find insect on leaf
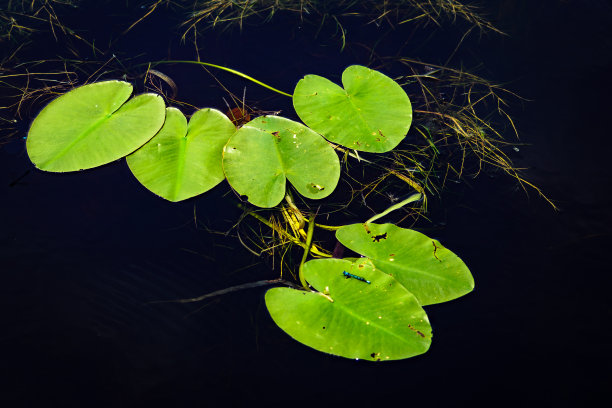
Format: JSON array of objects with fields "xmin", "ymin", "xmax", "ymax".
[
  {"xmin": 266, "ymin": 258, "xmax": 432, "ymax": 361},
  {"xmin": 336, "ymin": 223, "xmax": 474, "ymax": 305}
]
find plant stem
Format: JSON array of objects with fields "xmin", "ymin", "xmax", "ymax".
[
  {"xmin": 314, "ymin": 223, "xmax": 342, "ymax": 231},
  {"xmin": 298, "ymin": 214, "xmax": 316, "ymax": 290},
  {"xmin": 365, "ymin": 193, "xmax": 422, "ymax": 224},
  {"xmin": 149, "ymin": 60, "xmax": 293, "ymax": 97}
]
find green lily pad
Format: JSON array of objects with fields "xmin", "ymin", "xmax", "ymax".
[
  {"xmin": 126, "ymin": 107, "xmax": 236, "ymax": 202},
  {"xmin": 26, "ymin": 80, "xmax": 166, "ymax": 172},
  {"xmin": 293, "ymin": 65, "xmax": 412, "ymax": 153},
  {"xmin": 265, "ymin": 258, "xmax": 432, "ymax": 361},
  {"xmin": 222, "ymin": 116, "xmax": 340, "ymax": 208},
  {"xmin": 336, "ymin": 223, "xmax": 474, "ymax": 306}
]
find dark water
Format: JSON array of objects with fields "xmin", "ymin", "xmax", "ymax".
[{"xmin": 1, "ymin": 1, "xmax": 611, "ymax": 406}]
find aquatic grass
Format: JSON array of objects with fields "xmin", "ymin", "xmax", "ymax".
[
  {"xmin": 391, "ymin": 57, "xmax": 557, "ymax": 208},
  {"xmin": 0, "ymin": 1, "xmax": 102, "ymax": 57},
  {"xmin": 180, "ymin": 0, "xmax": 503, "ymax": 40},
  {"xmin": 0, "ymin": 68, "xmax": 79, "ymax": 143}
]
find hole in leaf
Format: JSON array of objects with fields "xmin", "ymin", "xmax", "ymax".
[
  {"xmin": 308, "ymin": 182, "xmax": 325, "ymax": 192},
  {"xmin": 372, "ymin": 232, "xmax": 387, "ymax": 242}
]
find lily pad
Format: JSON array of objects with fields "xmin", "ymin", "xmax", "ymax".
[
  {"xmin": 265, "ymin": 258, "xmax": 432, "ymax": 361},
  {"xmin": 293, "ymin": 65, "xmax": 412, "ymax": 153},
  {"xmin": 222, "ymin": 115, "xmax": 340, "ymax": 208},
  {"xmin": 336, "ymin": 223, "xmax": 474, "ymax": 305},
  {"xmin": 126, "ymin": 107, "xmax": 236, "ymax": 202},
  {"xmin": 27, "ymin": 80, "xmax": 166, "ymax": 172}
]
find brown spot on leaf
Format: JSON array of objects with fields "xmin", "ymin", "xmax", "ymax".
[
  {"xmin": 408, "ymin": 324, "xmax": 426, "ymax": 338},
  {"xmin": 432, "ymin": 241, "xmax": 441, "ymax": 261}
]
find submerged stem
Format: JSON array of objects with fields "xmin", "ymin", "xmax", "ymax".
[{"xmin": 145, "ymin": 278, "xmax": 298, "ymax": 305}]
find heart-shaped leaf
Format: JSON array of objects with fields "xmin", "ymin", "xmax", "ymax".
[
  {"xmin": 265, "ymin": 258, "xmax": 432, "ymax": 361},
  {"xmin": 336, "ymin": 223, "xmax": 474, "ymax": 305},
  {"xmin": 126, "ymin": 107, "xmax": 236, "ymax": 202},
  {"xmin": 26, "ymin": 80, "xmax": 166, "ymax": 172},
  {"xmin": 293, "ymin": 65, "xmax": 412, "ymax": 153},
  {"xmin": 222, "ymin": 116, "xmax": 340, "ymax": 208}
]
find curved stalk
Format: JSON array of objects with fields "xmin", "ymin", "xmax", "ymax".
[
  {"xmin": 149, "ymin": 60, "xmax": 293, "ymax": 98},
  {"xmin": 365, "ymin": 193, "xmax": 422, "ymax": 225}
]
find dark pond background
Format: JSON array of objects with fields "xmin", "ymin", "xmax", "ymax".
[{"xmin": 1, "ymin": 0, "xmax": 611, "ymax": 406}]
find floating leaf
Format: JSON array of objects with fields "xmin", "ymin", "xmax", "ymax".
[
  {"xmin": 126, "ymin": 107, "xmax": 236, "ymax": 202},
  {"xmin": 293, "ymin": 65, "xmax": 412, "ymax": 153},
  {"xmin": 265, "ymin": 258, "xmax": 432, "ymax": 361},
  {"xmin": 222, "ymin": 116, "xmax": 340, "ymax": 208},
  {"xmin": 26, "ymin": 80, "xmax": 166, "ymax": 172},
  {"xmin": 336, "ymin": 223, "xmax": 474, "ymax": 305}
]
